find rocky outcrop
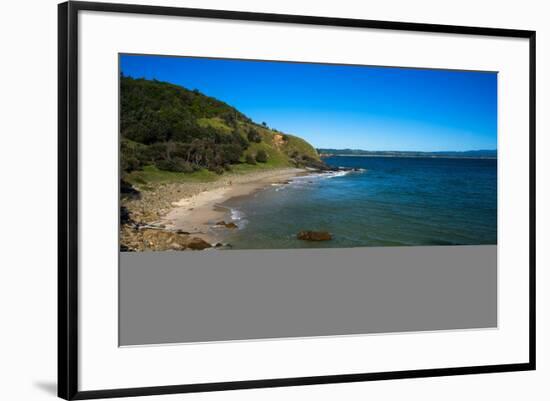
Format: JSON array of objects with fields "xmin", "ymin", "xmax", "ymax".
[
  {"xmin": 120, "ymin": 226, "xmax": 213, "ymax": 251},
  {"xmin": 297, "ymin": 231, "xmax": 332, "ymax": 241},
  {"xmin": 215, "ymin": 221, "xmax": 238, "ymax": 229},
  {"xmin": 187, "ymin": 237, "xmax": 212, "ymax": 250}
]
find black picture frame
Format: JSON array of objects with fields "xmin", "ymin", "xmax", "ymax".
[{"xmin": 58, "ymin": 1, "xmax": 536, "ymax": 399}]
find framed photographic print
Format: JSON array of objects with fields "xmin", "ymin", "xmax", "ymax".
[{"xmin": 58, "ymin": 1, "xmax": 536, "ymax": 399}]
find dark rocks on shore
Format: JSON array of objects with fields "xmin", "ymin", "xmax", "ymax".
[
  {"xmin": 329, "ymin": 166, "xmax": 362, "ymax": 172},
  {"xmin": 120, "ymin": 179, "xmax": 141, "ymax": 200},
  {"xmin": 120, "ymin": 244, "xmax": 133, "ymax": 252},
  {"xmin": 308, "ymin": 163, "xmax": 363, "ymax": 174},
  {"xmin": 297, "ymin": 231, "xmax": 332, "ymax": 241},
  {"xmin": 302, "ymin": 158, "xmax": 329, "ymax": 170},
  {"xmin": 214, "ymin": 242, "xmax": 233, "ymax": 249},
  {"xmin": 187, "ymin": 237, "xmax": 212, "ymax": 250},
  {"xmin": 120, "ymin": 226, "xmax": 215, "ymax": 251},
  {"xmin": 215, "ymin": 221, "xmax": 238, "ymax": 229},
  {"xmin": 120, "ymin": 206, "xmax": 132, "ymax": 225}
]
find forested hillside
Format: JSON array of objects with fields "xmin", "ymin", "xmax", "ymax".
[{"xmin": 120, "ymin": 76, "xmax": 323, "ymax": 184}]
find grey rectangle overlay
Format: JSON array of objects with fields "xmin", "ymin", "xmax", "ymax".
[{"xmin": 120, "ymin": 245, "xmax": 496, "ymax": 346}]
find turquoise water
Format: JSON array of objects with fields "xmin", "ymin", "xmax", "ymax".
[{"xmin": 221, "ymin": 156, "xmax": 497, "ymax": 249}]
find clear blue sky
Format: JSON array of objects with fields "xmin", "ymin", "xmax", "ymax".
[{"xmin": 120, "ymin": 54, "xmax": 497, "ymax": 152}]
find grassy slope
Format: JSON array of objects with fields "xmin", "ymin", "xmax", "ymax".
[
  {"xmin": 196, "ymin": 117, "xmax": 233, "ymax": 133},
  {"xmin": 126, "ymin": 165, "xmax": 219, "ymax": 187}
]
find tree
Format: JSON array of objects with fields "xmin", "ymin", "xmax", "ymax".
[
  {"xmin": 255, "ymin": 150, "xmax": 268, "ymax": 163},
  {"xmin": 231, "ymin": 130, "xmax": 249, "ymax": 149},
  {"xmin": 220, "ymin": 144, "xmax": 242, "ymax": 164},
  {"xmin": 245, "ymin": 154, "xmax": 256, "ymax": 165}
]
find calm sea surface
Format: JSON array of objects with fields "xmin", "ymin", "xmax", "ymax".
[{"xmin": 221, "ymin": 156, "xmax": 497, "ymax": 249}]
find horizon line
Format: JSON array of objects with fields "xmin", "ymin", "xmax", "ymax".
[{"xmin": 315, "ymin": 148, "xmax": 497, "ymax": 153}]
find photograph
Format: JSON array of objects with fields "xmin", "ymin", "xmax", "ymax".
[
  {"xmin": 54, "ymin": 2, "xmax": 537, "ymax": 398},
  {"xmin": 119, "ymin": 54, "xmax": 497, "ymax": 252}
]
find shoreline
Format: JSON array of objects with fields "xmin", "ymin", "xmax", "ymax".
[
  {"xmin": 120, "ymin": 168, "xmax": 308, "ymax": 251},
  {"xmin": 161, "ymin": 168, "xmax": 307, "ymax": 244}
]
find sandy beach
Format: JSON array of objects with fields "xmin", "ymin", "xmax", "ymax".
[
  {"xmin": 161, "ymin": 168, "xmax": 307, "ymax": 243},
  {"xmin": 120, "ymin": 168, "xmax": 307, "ymax": 250}
]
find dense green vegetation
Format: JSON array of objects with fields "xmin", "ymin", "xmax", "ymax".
[{"xmin": 120, "ymin": 76, "xmax": 323, "ymax": 185}]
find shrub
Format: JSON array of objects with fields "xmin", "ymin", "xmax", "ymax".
[
  {"xmin": 155, "ymin": 159, "xmax": 182, "ymax": 172},
  {"xmin": 120, "ymin": 139, "xmax": 148, "ymax": 172},
  {"xmin": 247, "ymin": 128, "xmax": 262, "ymax": 143},
  {"xmin": 222, "ymin": 113, "xmax": 237, "ymax": 127},
  {"xmin": 210, "ymin": 165, "xmax": 225, "ymax": 175},
  {"xmin": 255, "ymin": 150, "xmax": 268, "ymax": 163},
  {"xmin": 155, "ymin": 157, "xmax": 195, "ymax": 173},
  {"xmin": 231, "ymin": 130, "xmax": 249, "ymax": 149},
  {"xmin": 245, "ymin": 154, "xmax": 256, "ymax": 165},
  {"xmin": 174, "ymin": 158, "xmax": 195, "ymax": 173},
  {"xmin": 220, "ymin": 144, "xmax": 243, "ymax": 164},
  {"xmin": 121, "ymin": 155, "xmax": 140, "ymax": 172},
  {"xmin": 144, "ymin": 142, "xmax": 168, "ymax": 162}
]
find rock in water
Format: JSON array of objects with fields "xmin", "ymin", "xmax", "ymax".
[
  {"xmin": 297, "ymin": 231, "xmax": 332, "ymax": 241},
  {"xmin": 187, "ymin": 237, "xmax": 212, "ymax": 250},
  {"xmin": 215, "ymin": 221, "xmax": 238, "ymax": 229}
]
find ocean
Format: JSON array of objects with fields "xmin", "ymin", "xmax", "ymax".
[{"xmin": 220, "ymin": 156, "xmax": 497, "ymax": 249}]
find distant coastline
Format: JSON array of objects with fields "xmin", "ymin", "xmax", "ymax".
[
  {"xmin": 318, "ymin": 149, "xmax": 497, "ymax": 159},
  {"xmin": 320, "ymin": 154, "xmax": 497, "ymax": 160}
]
